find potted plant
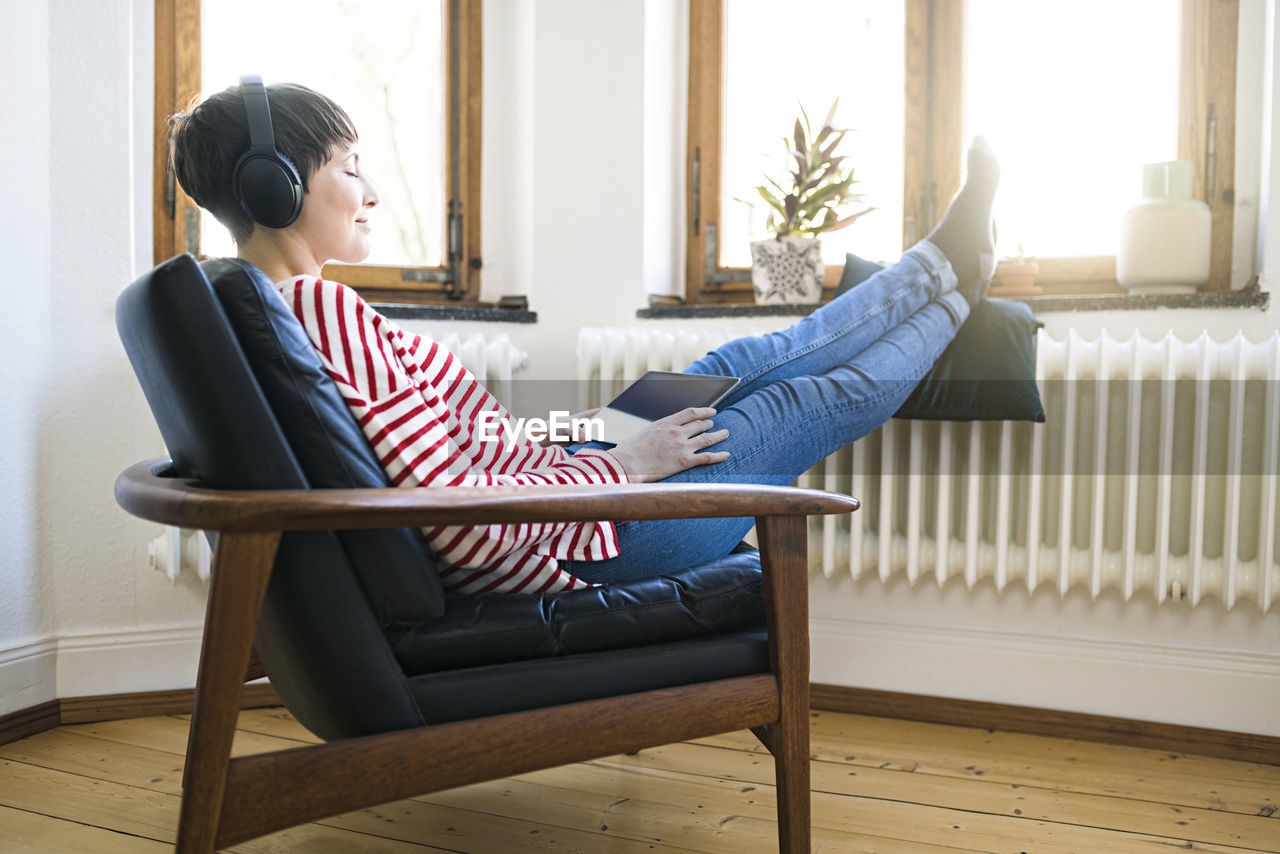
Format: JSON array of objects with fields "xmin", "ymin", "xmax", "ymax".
[
  {"xmin": 990, "ymin": 243, "xmax": 1041, "ymax": 296},
  {"xmin": 739, "ymin": 99, "xmax": 875, "ymax": 304}
]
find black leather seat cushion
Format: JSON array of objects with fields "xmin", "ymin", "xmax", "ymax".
[
  {"xmin": 410, "ymin": 630, "xmax": 771, "ymax": 723},
  {"xmin": 389, "ymin": 545, "xmax": 764, "ymax": 675}
]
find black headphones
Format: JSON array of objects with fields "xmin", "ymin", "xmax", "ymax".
[{"xmin": 233, "ymin": 75, "xmax": 304, "ymax": 229}]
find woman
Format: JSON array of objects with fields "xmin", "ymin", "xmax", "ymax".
[{"xmin": 170, "ymin": 81, "xmax": 998, "ymax": 595}]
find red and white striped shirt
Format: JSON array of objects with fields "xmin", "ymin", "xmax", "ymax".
[{"xmin": 277, "ymin": 276, "xmax": 627, "ymax": 594}]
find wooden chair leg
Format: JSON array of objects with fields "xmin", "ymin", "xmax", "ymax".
[
  {"xmin": 177, "ymin": 531, "xmax": 280, "ymax": 854},
  {"xmin": 772, "ymin": 693, "xmax": 811, "ymax": 854},
  {"xmin": 756, "ymin": 515, "xmax": 812, "ymax": 854}
]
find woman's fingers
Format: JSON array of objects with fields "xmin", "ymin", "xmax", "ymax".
[
  {"xmin": 663, "ymin": 406, "xmax": 716, "ymax": 425},
  {"xmin": 684, "ymin": 428, "xmax": 729, "ymax": 468},
  {"xmin": 681, "ymin": 418, "xmax": 717, "ymax": 437},
  {"xmin": 690, "ymin": 449, "xmax": 731, "ymax": 466},
  {"xmin": 698, "ymin": 427, "xmax": 730, "ymax": 447}
]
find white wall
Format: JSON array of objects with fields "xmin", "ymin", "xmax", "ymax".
[
  {"xmin": 0, "ymin": 0, "xmax": 1275, "ymax": 732},
  {"xmin": 0, "ymin": 0, "xmax": 57, "ymax": 714},
  {"xmin": 0, "ymin": 0, "xmax": 208, "ymax": 716}
]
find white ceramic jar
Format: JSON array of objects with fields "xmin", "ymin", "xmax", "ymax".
[{"xmin": 1116, "ymin": 160, "xmax": 1210, "ymax": 294}]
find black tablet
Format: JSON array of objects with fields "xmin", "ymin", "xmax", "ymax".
[{"xmin": 594, "ymin": 371, "xmax": 740, "ymax": 443}]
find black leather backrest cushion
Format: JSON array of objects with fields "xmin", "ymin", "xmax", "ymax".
[
  {"xmin": 201, "ymin": 258, "xmax": 445, "ymax": 624},
  {"xmin": 117, "ymin": 255, "xmax": 305, "ymax": 489},
  {"xmin": 116, "ymin": 254, "xmax": 425, "ymax": 738}
]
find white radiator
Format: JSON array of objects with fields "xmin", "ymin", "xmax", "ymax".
[
  {"xmin": 438, "ymin": 331, "xmax": 530, "ymax": 411},
  {"xmin": 578, "ymin": 326, "xmax": 1280, "ymax": 612},
  {"xmin": 151, "ymin": 332, "xmax": 529, "ymax": 581}
]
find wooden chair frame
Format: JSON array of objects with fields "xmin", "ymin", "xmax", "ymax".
[{"xmin": 115, "ymin": 458, "xmax": 858, "ymax": 853}]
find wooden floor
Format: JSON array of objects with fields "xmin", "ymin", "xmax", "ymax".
[{"xmin": 0, "ymin": 706, "xmax": 1276, "ymax": 853}]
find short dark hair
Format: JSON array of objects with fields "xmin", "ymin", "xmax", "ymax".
[{"xmin": 169, "ymin": 82, "xmax": 358, "ymax": 244}]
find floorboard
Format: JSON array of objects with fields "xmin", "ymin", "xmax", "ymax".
[{"xmin": 0, "ymin": 706, "xmax": 1275, "ymax": 853}]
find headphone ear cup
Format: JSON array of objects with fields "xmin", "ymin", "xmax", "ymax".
[{"xmin": 234, "ymin": 150, "xmax": 303, "ymax": 229}]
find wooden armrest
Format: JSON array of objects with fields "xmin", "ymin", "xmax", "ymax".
[{"xmin": 116, "ymin": 458, "xmax": 858, "ymax": 533}]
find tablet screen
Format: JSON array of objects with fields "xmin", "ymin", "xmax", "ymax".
[{"xmin": 606, "ymin": 371, "xmax": 740, "ymax": 420}]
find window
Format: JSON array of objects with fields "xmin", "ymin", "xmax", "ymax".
[
  {"xmin": 154, "ymin": 0, "xmax": 483, "ymax": 303},
  {"xmin": 686, "ymin": 0, "xmax": 1239, "ymax": 304}
]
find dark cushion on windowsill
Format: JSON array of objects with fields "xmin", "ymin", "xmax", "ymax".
[
  {"xmin": 835, "ymin": 252, "xmax": 1046, "ymax": 422},
  {"xmin": 388, "ymin": 545, "xmax": 765, "ymax": 676},
  {"xmin": 893, "ymin": 298, "xmax": 1045, "ymax": 421}
]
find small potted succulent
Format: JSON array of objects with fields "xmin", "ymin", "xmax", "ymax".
[
  {"xmin": 990, "ymin": 243, "xmax": 1041, "ymax": 296},
  {"xmin": 739, "ymin": 99, "xmax": 875, "ymax": 304}
]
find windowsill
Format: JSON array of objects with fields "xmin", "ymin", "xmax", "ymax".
[
  {"xmin": 636, "ymin": 302, "xmax": 826, "ymax": 319},
  {"xmin": 637, "ymin": 288, "xmax": 1270, "ymax": 319},
  {"xmin": 370, "ymin": 303, "xmax": 538, "ymax": 323}
]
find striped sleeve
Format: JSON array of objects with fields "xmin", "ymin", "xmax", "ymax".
[{"xmin": 279, "ymin": 276, "xmax": 627, "ymax": 587}]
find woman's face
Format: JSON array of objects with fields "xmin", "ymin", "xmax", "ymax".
[{"xmin": 293, "ymin": 143, "xmax": 379, "ymax": 264}]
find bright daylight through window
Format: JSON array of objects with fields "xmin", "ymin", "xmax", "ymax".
[
  {"xmin": 963, "ymin": 0, "xmax": 1180, "ymax": 260},
  {"xmin": 199, "ymin": 0, "xmax": 447, "ymax": 268},
  {"xmin": 718, "ymin": 0, "xmax": 1182, "ymax": 268},
  {"xmin": 721, "ymin": 0, "xmax": 905, "ymax": 267}
]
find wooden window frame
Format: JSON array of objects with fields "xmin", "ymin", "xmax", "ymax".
[
  {"xmin": 685, "ymin": 0, "xmax": 1238, "ymax": 304},
  {"xmin": 154, "ymin": 0, "xmax": 483, "ymax": 304}
]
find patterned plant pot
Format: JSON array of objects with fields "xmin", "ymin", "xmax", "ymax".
[{"xmin": 749, "ymin": 236, "xmax": 823, "ymax": 304}]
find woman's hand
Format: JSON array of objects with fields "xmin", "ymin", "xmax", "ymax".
[{"xmin": 606, "ymin": 407, "xmax": 730, "ymax": 483}]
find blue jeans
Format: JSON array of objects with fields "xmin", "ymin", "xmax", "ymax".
[{"xmin": 563, "ymin": 240, "xmax": 969, "ymax": 584}]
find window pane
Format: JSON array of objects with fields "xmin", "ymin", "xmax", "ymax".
[
  {"xmin": 721, "ymin": 0, "xmax": 905, "ymax": 267},
  {"xmin": 200, "ymin": 0, "xmax": 446, "ymax": 267},
  {"xmin": 964, "ymin": 0, "xmax": 1180, "ymax": 259}
]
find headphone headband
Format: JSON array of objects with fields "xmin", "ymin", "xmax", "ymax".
[{"xmin": 238, "ymin": 75, "xmax": 277, "ymax": 153}]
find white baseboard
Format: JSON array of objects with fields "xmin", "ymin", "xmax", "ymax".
[
  {"xmin": 810, "ymin": 617, "xmax": 1280, "ymax": 736},
  {"xmin": 8, "ymin": 619, "xmax": 1278, "ymax": 737},
  {"xmin": 0, "ymin": 625, "xmax": 203, "ymax": 717},
  {"xmin": 0, "ymin": 637, "xmax": 58, "ymax": 717},
  {"xmin": 55, "ymin": 625, "xmax": 203, "ymax": 699}
]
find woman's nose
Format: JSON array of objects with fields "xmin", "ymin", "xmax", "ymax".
[{"xmin": 363, "ymin": 178, "xmax": 380, "ymax": 208}]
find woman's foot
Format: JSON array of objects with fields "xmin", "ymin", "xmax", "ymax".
[{"xmin": 927, "ymin": 137, "xmax": 1000, "ymax": 306}]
